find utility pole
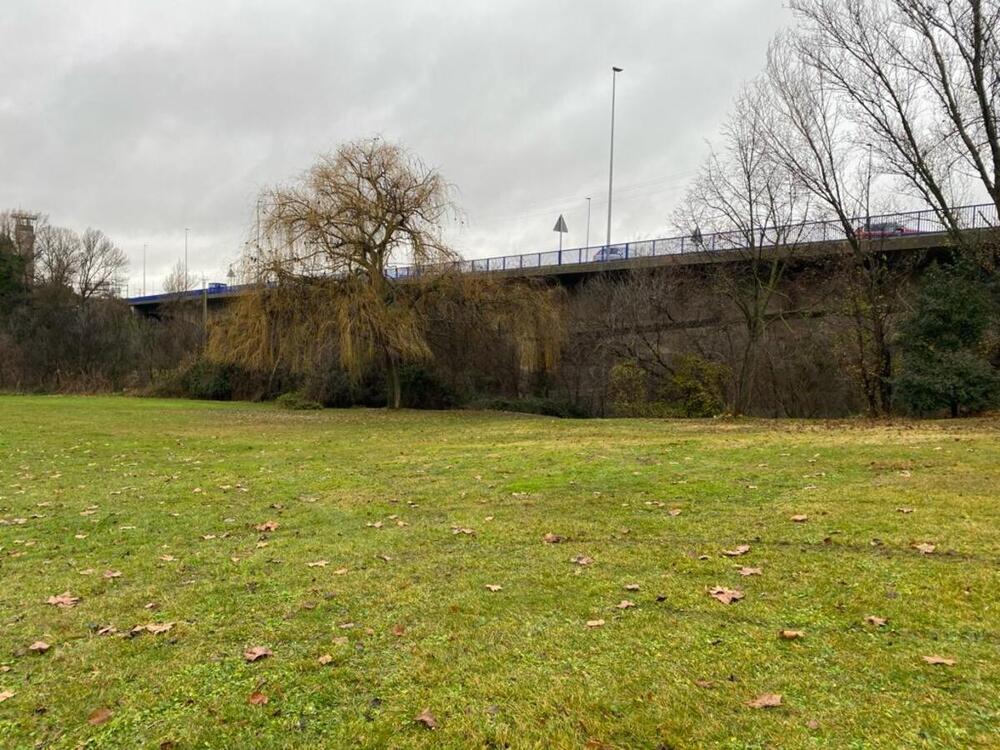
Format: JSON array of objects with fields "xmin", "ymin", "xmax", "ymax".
[
  {"xmin": 606, "ymin": 66, "xmax": 623, "ymax": 249},
  {"xmin": 585, "ymin": 197, "xmax": 592, "ymax": 248}
]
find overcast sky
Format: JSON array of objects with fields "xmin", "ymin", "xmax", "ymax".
[{"xmin": 2, "ymin": 0, "xmax": 793, "ymax": 294}]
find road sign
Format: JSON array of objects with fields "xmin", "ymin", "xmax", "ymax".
[{"xmin": 553, "ymin": 215, "xmax": 568, "ymax": 234}]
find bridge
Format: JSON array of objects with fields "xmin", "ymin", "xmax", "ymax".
[{"xmin": 127, "ymin": 202, "xmax": 996, "ymax": 314}]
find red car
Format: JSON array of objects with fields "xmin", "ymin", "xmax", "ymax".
[{"xmin": 855, "ymin": 221, "xmax": 919, "ymax": 239}]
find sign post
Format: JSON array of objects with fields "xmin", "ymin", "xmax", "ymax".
[{"xmin": 553, "ymin": 214, "xmax": 569, "ymax": 262}]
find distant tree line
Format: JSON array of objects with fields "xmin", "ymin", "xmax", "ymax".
[{"xmin": 2, "ymin": 0, "xmax": 998, "ymax": 417}]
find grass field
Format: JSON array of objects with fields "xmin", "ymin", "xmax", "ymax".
[{"xmin": 0, "ymin": 396, "xmax": 997, "ymax": 749}]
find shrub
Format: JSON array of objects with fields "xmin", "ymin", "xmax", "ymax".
[
  {"xmin": 665, "ymin": 354, "xmax": 727, "ymax": 417},
  {"xmin": 178, "ymin": 359, "xmax": 235, "ymax": 401},
  {"xmin": 469, "ymin": 396, "xmax": 587, "ymax": 418},
  {"xmin": 275, "ymin": 391, "xmax": 323, "ymax": 410},
  {"xmin": 399, "ymin": 364, "xmax": 458, "ymax": 410}
]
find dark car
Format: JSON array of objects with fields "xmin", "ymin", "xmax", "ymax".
[{"xmin": 856, "ymin": 221, "xmax": 918, "ymax": 239}]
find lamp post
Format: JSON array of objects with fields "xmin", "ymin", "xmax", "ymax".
[
  {"xmin": 606, "ymin": 66, "xmax": 623, "ymax": 250},
  {"xmin": 184, "ymin": 228, "xmax": 189, "ymax": 290},
  {"xmin": 142, "ymin": 244, "xmax": 147, "ymax": 296},
  {"xmin": 585, "ymin": 196, "xmax": 592, "ymax": 249}
]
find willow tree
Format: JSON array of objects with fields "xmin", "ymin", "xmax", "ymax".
[{"xmin": 227, "ymin": 139, "xmax": 457, "ymax": 408}]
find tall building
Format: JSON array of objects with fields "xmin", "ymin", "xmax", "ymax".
[{"xmin": 11, "ymin": 211, "xmax": 39, "ymax": 285}]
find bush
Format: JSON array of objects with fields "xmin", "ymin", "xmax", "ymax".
[
  {"xmin": 399, "ymin": 364, "xmax": 458, "ymax": 410},
  {"xmin": 275, "ymin": 391, "xmax": 323, "ymax": 410},
  {"xmin": 178, "ymin": 359, "xmax": 235, "ymax": 401},
  {"xmin": 664, "ymin": 354, "xmax": 727, "ymax": 417},
  {"xmin": 895, "ymin": 262, "xmax": 999, "ymax": 417},
  {"xmin": 469, "ymin": 396, "xmax": 587, "ymax": 418}
]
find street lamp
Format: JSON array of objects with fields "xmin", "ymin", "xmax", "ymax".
[
  {"xmin": 184, "ymin": 228, "xmax": 190, "ymax": 290},
  {"xmin": 606, "ymin": 66, "xmax": 623, "ymax": 249},
  {"xmin": 585, "ymin": 196, "xmax": 592, "ymax": 248}
]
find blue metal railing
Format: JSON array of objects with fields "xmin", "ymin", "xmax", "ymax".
[{"xmin": 129, "ymin": 202, "xmax": 997, "ymax": 304}]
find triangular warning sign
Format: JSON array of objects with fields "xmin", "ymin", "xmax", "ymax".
[{"xmin": 553, "ymin": 215, "xmax": 568, "ymax": 233}]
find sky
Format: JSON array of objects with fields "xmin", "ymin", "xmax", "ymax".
[{"xmin": 1, "ymin": 0, "xmax": 794, "ymax": 295}]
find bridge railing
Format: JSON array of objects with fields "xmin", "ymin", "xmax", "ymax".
[
  {"xmin": 129, "ymin": 202, "xmax": 997, "ymax": 303},
  {"xmin": 387, "ymin": 201, "xmax": 997, "ymax": 280}
]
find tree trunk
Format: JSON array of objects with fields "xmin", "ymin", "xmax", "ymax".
[{"xmin": 387, "ymin": 358, "xmax": 402, "ymax": 409}]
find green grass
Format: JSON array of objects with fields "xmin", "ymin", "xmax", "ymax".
[{"xmin": 0, "ymin": 396, "xmax": 997, "ymax": 749}]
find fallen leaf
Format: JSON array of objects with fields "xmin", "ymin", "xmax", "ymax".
[
  {"xmin": 333, "ymin": 567, "xmax": 349, "ymax": 576},
  {"xmin": 790, "ymin": 514, "xmax": 809, "ymax": 523},
  {"xmin": 0, "ymin": 690, "xmax": 13, "ymax": 703},
  {"xmin": 88, "ymin": 707, "xmax": 113, "ymax": 725},
  {"xmin": 722, "ymin": 545, "xmax": 750, "ymax": 557},
  {"xmin": 485, "ymin": 584, "xmax": 503, "ymax": 592},
  {"xmin": 865, "ymin": 615, "xmax": 887, "ymax": 627},
  {"xmin": 806, "ymin": 719, "xmax": 820, "ymax": 730},
  {"xmin": 694, "ymin": 679, "xmax": 715, "ymax": 689},
  {"xmin": 738, "ymin": 567, "xmax": 762, "ymax": 577},
  {"xmin": 779, "ymin": 630, "xmax": 805, "ymax": 640},
  {"xmin": 747, "ymin": 693, "xmax": 782, "ymax": 709},
  {"xmin": 332, "ymin": 636, "xmax": 349, "ymax": 646},
  {"xmin": 896, "ymin": 507, "xmax": 915, "ymax": 514},
  {"xmin": 543, "ymin": 533, "xmax": 564, "ymax": 544},
  {"xmin": 616, "ymin": 600, "xmax": 636, "ymax": 610},
  {"xmin": 97, "ymin": 625, "xmax": 117, "ymax": 636},
  {"xmin": 624, "ymin": 583, "xmax": 640, "ymax": 591},
  {"xmin": 668, "ymin": 509, "xmax": 683, "ymax": 517},
  {"xmin": 103, "ymin": 570, "xmax": 122, "ymax": 579},
  {"xmin": 318, "ymin": 654, "xmax": 333, "ymax": 665},
  {"xmin": 414, "ymin": 708, "xmax": 438, "ymax": 729},
  {"xmin": 243, "ymin": 646, "xmax": 272, "ymax": 662},
  {"xmin": 392, "ymin": 624, "xmax": 406, "ymax": 637},
  {"xmin": 144, "ymin": 622, "xmax": 175, "ymax": 635},
  {"xmin": 46, "ymin": 591, "xmax": 80, "ymax": 608},
  {"xmin": 248, "ymin": 692, "xmax": 268, "ymax": 706},
  {"xmin": 255, "ymin": 521, "xmax": 279, "ymax": 532},
  {"xmin": 709, "ymin": 587, "xmax": 745, "ymax": 604},
  {"xmin": 158, "ymin": 555, "xmax": 176, "ymax": 562},
  {"xmin": 28, "ymin": 641, "xmax": 50, "ymax": 653},
  {"xmin": 571, "ymin": 554, "xmax": 593, "ymax": 566},
  {"xmin": 922, "ymin": 655, "xmax": 956, "ymax": 666},
  {"xmin": 912, "ymin": 542, "xmax": 936, "ymax": 555},
  {"xmin": 306, "ymin": 560, "xmax": 329, "ymax": 568},
  {"xmin": 585, "ymin": 619, "xmax": 605, "ymax": 628}
]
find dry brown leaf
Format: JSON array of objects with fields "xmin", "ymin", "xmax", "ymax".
[
  {"xmin": 738, "ymin": 567, "xmax": 762, "ymax": 577},
  {"xmin": 248, "ymin": 692, "xmax": 268, "ymax": 706},
  {"xmin": 414, "ymin": 708, "xmax": 438, "ymax": 729},
  {"xmin": 779, "ymin": 630, "xmax": 805, "ymax": 640},
  {"xmin": 485, "ymin": 584, "xmax": 503, "ymax": 592},
  {"xmin": 790, "ymin": 514, "xmax": 809, "ymax": 523},
  {"xmin": 912, "ymin": 542, "xmax": 936, "ymax": 555},
  {"xmin": 624, "ymin": 583, "xmax": 640, "ymax": 591},
  {"xmin": 88, "ymin": 707, "xmax": 113, "ymax": 725},
  {"xmin": 571, "ymin": 555, "xmax": 593, "ymax": 566},
  {"xmin": 616, "ymin": 600, "xmax": 636, "ymax": 610},
  {"xmin": 585, "ymin": 619, "xmax": 605, "ymax": 628},
  {"xmin": 709, "ymin": 587, "xmax": 745, "ymax": 604},
  {"xmin": 144, "ymin": 622, "xmax": 175, "ymax": 635},
  {"xmin": 46, "ymin": 591, "xmax": 80, "ymax": 608},
  {"xmin": 97, "ymin": 625, "xmax": 117, "ymax": 636},
  {"xmin": 392, "ymin": 624, "xmax": 406, "ymax": 637},
  {"xmin": 896, "ymin": 507, "xmax": 915, "ymax": 514},
  {"xmin": 722, "ymin": 545, "xmax": 750, "ymax": 557},
  {"xmin": 922, "ymin": 655, "xmax": 956, "ymax": 666},
  {"xmin": 243, "ymin": 646, "xmax": 272, "ymax": 662},
  {"xmin": 255, "ymin": 521, "xmax": 279, "ymax": 532},
  {"xmin": 158, "ymin": 555, "xmax": 177, "ymax": 562},
  {"xmin": 318, "ymin": 654, "xmax": 333, "ymax": 665},
  {"xmin": 333, "ymin": 568, "xmax": 349, "ymax": 576},
  {"xmin": 28, "ymin": 641, "xmax": 50, "ymax": 653},
  {"xmin": 332, "ymin": 636, "xmax": 349, "ymax": 646},
  {"xmin": 865, "ymin": 615, "xmax": 887, "ymax": 627},
  {"xmin": 543, "ymin": 533, "xmax": 564, "ymax": 544},
  {"xmin": 0, "ymin": 690, "xmax": 14, "ymax": 702},
  {"xmin": 694, "ymin": 679, "xmax": 715, "ymax": 689},
  {"xmin": 747, "ymin": 693, "xmax": 782, "ymax": 709},
  {"xmin": 103, "ymin": 570, "xmax": 122, "ymax": 579},
  {"xmin": 306, "ymin": 560, "xmax": 329, "ymax": 568},
  {"xmin": 668, "ymin": 509, "xmax": 683, "ymax": 517}
]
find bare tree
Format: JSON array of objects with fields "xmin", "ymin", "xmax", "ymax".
[
  {"xmin": 790, "ymin": 0, "xmax": 1000, "ymax": 237},
  {"xmin": 77, "ymin": 228, "xmax": 127, "ymax": 300},
  {"xmin": 34, "ymin": 226, "xmax": 80, "ymax": 288},
  {"xmin": 163, "ymin": 260, "xmax": 192, "ymax": 295},
  {"xmin": 675, "ymin": 83, "xmax": 810, "ymax": 415}
]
